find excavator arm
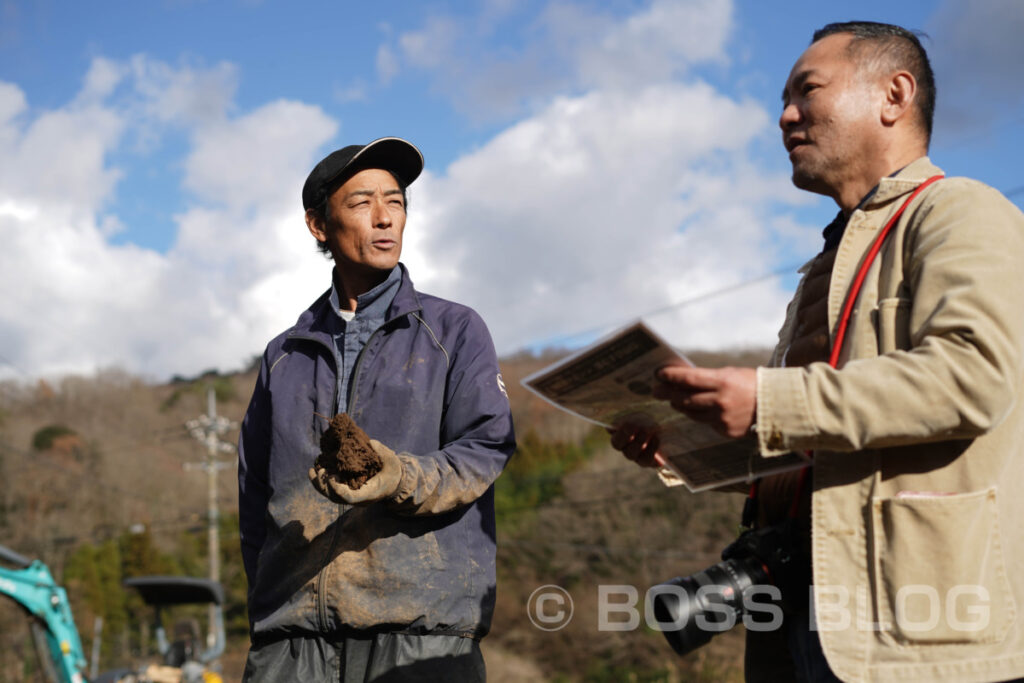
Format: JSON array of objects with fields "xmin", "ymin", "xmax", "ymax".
[{"xmin": 0, "ymin": 544, "xmax": 88, "ymax": 683}]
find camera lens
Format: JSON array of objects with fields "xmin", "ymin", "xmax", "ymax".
[{"xmin": 651, "ymin": 555, "xmax": 770, "ymax": 656}]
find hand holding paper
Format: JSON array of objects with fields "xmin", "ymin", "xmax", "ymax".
[
  {"xmin": 522, "ymin": 321, "xmax": 804, "ymax": 491},
  {"xmin": 653, "ymin": 366, "xmax": 757, "ymax": 439},
  {"xmin": 607, "ymin": 421, "xmax": 661, "ymax": 468}
]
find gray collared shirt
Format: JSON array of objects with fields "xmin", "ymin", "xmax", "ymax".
[{"xmin": 326, "ymin": 265, "xmax": 402, "ymax": 414}]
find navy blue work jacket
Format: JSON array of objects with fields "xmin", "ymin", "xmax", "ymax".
[{"xmin": 238, "ymin": 264, "xmax": 515, "ymax": 641}]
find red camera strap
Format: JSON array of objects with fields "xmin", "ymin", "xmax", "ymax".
[
  {"xmin": 826, "ymin": 174, "xmax": 945, "ymax": 368},
  {"xmin": 747, "ymin": 174, "xmax": 944, "ymax": 526}
]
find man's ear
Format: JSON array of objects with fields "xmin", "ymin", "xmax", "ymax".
[
  {"xmin": 305, "ymin": 208, "xmax": 327, "ymax": 242},
  {"xmin": 881, "ymin": 70, "xmax": 916, "ymax": 126}
]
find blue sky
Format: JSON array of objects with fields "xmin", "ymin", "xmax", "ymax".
[{"xmin": 1, "ymin": 0, "xmax": 1022, "ymax": 381}]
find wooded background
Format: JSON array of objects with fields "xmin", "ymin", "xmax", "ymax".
[{"xmin": 0, "ymin": 346, "xmax": 769, "ymax": 682}]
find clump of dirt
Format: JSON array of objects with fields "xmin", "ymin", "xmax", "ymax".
[{"xmin": 315, "ymin": 413, "xmax": 382, "ymax": 490}]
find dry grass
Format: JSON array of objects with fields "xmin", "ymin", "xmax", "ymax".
[{"xmin": 1, "ymin": 346, "xmax": 770, "ymax": 680}]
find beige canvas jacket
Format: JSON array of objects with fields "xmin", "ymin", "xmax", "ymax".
[{"xmin": 756, "ymin": 157, "xmax": 1024, "ymax": 682}]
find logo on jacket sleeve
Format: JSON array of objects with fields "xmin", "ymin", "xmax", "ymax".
[{"xmin": 497, "ymin": 373, "xmax": 508, "ymax": 398}]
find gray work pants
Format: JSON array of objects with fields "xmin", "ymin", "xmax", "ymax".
[{"xmin": 242, "ymin": 632, "xmax": 485, "ymax": 683}]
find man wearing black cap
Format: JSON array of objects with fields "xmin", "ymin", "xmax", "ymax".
[{"xmin": 237, "ymin": 137, "xmax": 516, "ymax": 681}]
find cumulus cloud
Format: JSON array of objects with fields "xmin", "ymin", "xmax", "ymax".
[
  {"xmin": 0, "ymin": 200, "xmax": 168, "ymax": 379},
  {"xmin": 76, "ymin": 57, "xmax": 125, "ymax": 104},
  {"xmin": 128, "ymin": 56, "xmax": 238, "ymax": 127},
  {"xmin": 553, "ymin": 0, "xmax": 733, "ymax": 89},
  {"xmin": 382, "ymin": 0, "xmax": 819, "ymax": 354},
  {"xmin": 182, "ymin": 99, "xmax": 333, "ymax": 210},
  {"xmin": 0, "ymin": 0, "xmax": 822, "ymax": 382},
  {"xmin": 399, "ymin": 16, "xmax": 460, "ymax": 72},
  {"xmin": 0, "ymin": 79, "xmax": 123, "ymax": 212},
  {"xmin": 0, "ymin": 59, "xmax": 338, "ymax": 381},
  {"xmin": 387, "ymin": 0, "xmax": 735, "ymax": 121},
  {"xmin": 402, "ymin": 81, "xmax": 812, "ymax": 354}
]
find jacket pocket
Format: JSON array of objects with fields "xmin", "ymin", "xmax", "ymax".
[
  {"xmin": 873, "ymin": 296, "xmax": 912, "ymax": 354},
  {"xmin": 870, "ymin": 487, "xmax": 1015, "ymax": 645},
  {"xmin": 323, "ymin": 510, "xmax": 450, "ymax": 629}
]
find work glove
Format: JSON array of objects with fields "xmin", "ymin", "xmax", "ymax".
[{"xmin": 308, "ymin": 439, "xmax": 403, "ymax": 505}]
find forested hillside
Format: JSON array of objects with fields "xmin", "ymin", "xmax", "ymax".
[{"xmin": 0, "ymin": 346, "xmax": 769, "ymax": 682}]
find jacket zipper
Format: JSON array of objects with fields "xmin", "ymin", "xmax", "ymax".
[
  {"xmin": 345, "ymin": 324, "xmax": 388, "ymax": 415},
  {"xmin": 288, "ymin": 332, "xmax": 340, "ymax": 632},
  {"xmin": 293, "ymin": 312, "xmax": 412, "ymax": 632}
]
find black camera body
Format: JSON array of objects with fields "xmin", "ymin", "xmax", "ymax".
[{"xmin": 651, "ymin": 519, "xmax": 809, "ymax": 657}]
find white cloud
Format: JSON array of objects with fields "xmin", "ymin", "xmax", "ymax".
[
  {"xmin": 0, "ymin": 60, "xmax": 339, "ymax": 381},
  {"xmin": 402, "ymin": 81, "xmax": 813, "ymax": 355},
  {"xmin": 0, "ymin": 81, "xmax": 26, "ymax": 125},
  {"xmin": 558, "ymin": 0, "xmax": 733, "ymax": 89},
  {"xmin": 76, "ymin": 57, "xmax": 125, "ymax": 104},
  {"xmin": 334, "ymin": 80, "xmax": 368, "ymax": 103},
  {"xmin": 0, "ymin": 0, "xmax": 823, "ymax": 382},
  {"xmin": 0, "ymin": 200, "xmax": 168, "ymax": 379},
  {"xmin": 128, "ymin": 55, "xmax": 238, "ymax": 127},
  {"xmin": 398, "ymin": 16, "xmax": 459, "ymax": 71},
  {"xmin": 0, "ymin": 78, "xmax": 123, "ymax": 212},
  {"xmin": 182, "ymin": 99, "xmax": 336, "ymax": 210},
  {"xmin": 387, "ymin": 0, "xmax": 735, "ymax": 120},
  {"xmin": 375, "ymin": 44, "xmax": 400, "ymax": 85}
]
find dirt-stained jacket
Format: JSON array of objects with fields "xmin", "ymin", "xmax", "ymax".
[
  {"xmin": 755, "ymin": 157, "xmax": 1024, "ymax": 682},
  {"xmin": 237, "ymin": 263, "xmax": 515, "ymax": 642}
]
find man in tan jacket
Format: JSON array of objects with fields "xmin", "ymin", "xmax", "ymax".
[{"xmin": 611, "ymin": 21, "xmax": 1024, "ymax": 682}]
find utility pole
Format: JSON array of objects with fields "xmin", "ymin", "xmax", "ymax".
[{"xmin": 185, "ymin": 387, "xmax": 235, "ymax": 650}]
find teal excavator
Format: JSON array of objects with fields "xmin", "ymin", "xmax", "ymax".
[
  {"xmin": 0, "ymin": 543, "xmax": 87, "ymax": 682},
  {"xmin": 0, "ymin": 543, "xmax": 224, "ymax": 683}
]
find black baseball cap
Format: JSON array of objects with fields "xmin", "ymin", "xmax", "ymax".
[{"xmin": 302, "ymin": 137, "xmax": 424, "ymax": 210}]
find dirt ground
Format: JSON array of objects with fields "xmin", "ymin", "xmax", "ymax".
[{"xmin": 482, "ymin": 641, "xmax": 548, "ymax": 682}]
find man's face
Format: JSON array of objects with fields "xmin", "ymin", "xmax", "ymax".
[
  {"xmin": 779, "ymin": 33, "xmax": 883, "ymax": 197},
  {"xmin": 314, "ymin": 167, "xmax": 406, "ymax": 275}
]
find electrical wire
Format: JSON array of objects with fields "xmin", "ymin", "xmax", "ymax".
[
  {"xmin": 527, "ymin": 261, "xmax": 805, "ymax": 351},
  {"xmin": 519, "ymin": 178, "xmax": 1024, "ymax": 353}
]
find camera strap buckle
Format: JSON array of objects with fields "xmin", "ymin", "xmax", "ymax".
[{"xmin": 739, "ymin": 492, "xmax": 758, "ymax": 533}]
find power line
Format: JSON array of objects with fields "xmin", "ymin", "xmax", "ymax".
[
  {"xmin": 520, "ymin": 175, "xmax": 1024, "ymax": 354},
  {"xmin": 530, "ymin": 261, "xmax": 805, "ymax": 350}
]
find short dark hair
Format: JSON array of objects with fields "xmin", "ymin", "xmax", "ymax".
[
  {"xmin": 813, "ymin": 21, "xmax": 936, "ymax": 144},
  {"xmin": 310, "ymin": 168, "xmax": 409, "ymax": 257}
]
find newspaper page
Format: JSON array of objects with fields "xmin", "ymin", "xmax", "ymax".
[{"xmin": 521, "ymin": 321, "xmax": 808, "ymax": 492}]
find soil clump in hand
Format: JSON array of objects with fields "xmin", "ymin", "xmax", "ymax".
[{"xmin": 315, "ymin": 413, "xmax": 382, "ymax": 490}]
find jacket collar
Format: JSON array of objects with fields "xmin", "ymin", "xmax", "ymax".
[
  {"xmin": 289, "ymin": 263, "xmax": 423, "ymax": 343},
  {"xmin": 328, "ymin": 265, "xmax": 401, "ymax": 322},
  {"xmin": 386, "ymin": 263, "xmax": 425, "ymax": 322},
  {"xmin": 861, "ymin": 156, "xmax": 944, "ymax": 210}
]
